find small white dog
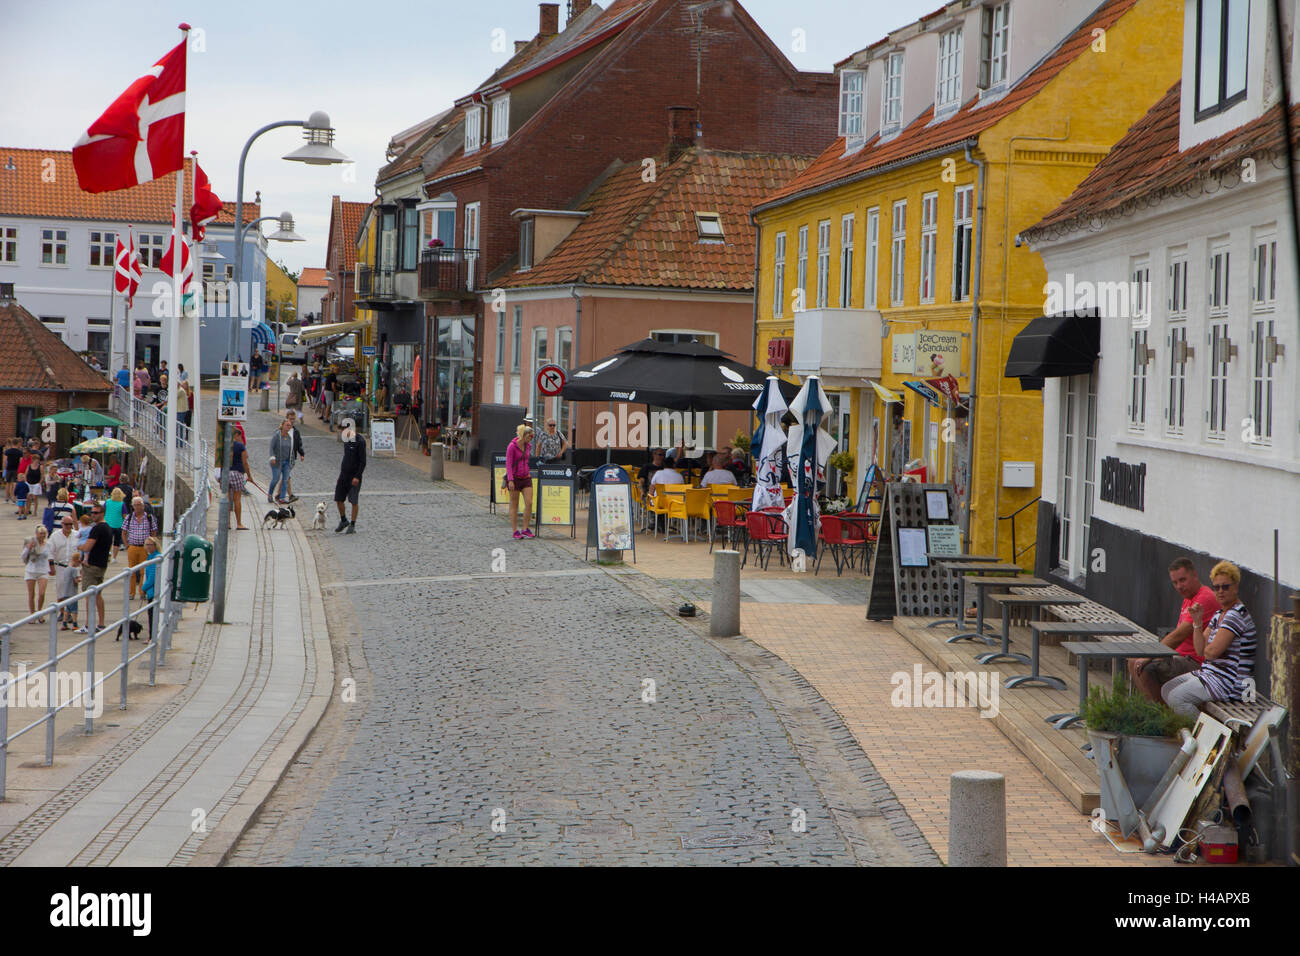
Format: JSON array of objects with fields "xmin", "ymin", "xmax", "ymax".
[{"xmin": 311, "ymin": 501, "xmax": 327, "ymax": 531}]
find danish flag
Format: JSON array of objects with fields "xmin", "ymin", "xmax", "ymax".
[
  {"xmin": 190, "ymin": 162, "xmax": 222, "ymax": 242},
  {"xmin": 72, "ymin": 40, "xmax": 186, "ymax": 193},
  {"xmin": 159, "ymin": 212, "xmax": 196, "ymax": 308},
  {"xmin": 113, "ymin": 231, "xmax": 142, "ymax": 306}
]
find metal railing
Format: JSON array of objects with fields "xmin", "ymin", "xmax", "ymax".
[
  {"xmin": 0, "ymin": 425, "xmax": 211, "ymax": 801},
  {"xmin": 110, "ymin": 385, "xmax": 208, "ymax": 494},
  {"xmin": 356, "ymin": 264, "xmax": 396, "ymax": 299},
  {"xmin": 418, "ymin": 247, "xmax": 481, "ymax": 297},
  {"xmin": 997, "ymin": 496, "xmax": 1042, "ymax": 565}
]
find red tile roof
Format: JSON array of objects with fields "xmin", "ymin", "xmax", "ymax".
[
  {"xmin": 327, "ymin": 196, "xmax": 371, "ymax": 272},
  {"xmin": 499, "ymin": 148, "xmax": 811, "ymax": 291},
  {"xmin": 0, "ymin": 149, "xmax": 258, "ymax": 226},
  {"xmin": 1028, "ymin": 83, "xmax": 1300, "ymax": 238},
  {"xmin": 298, "ymin": 267, "xmax": 329, "ymax": 288},
  {"xmin": 0, "ymin": 297, "xmax": 114, "ymax": 392},
  {"xmin": 757, "ymin": 0, "xmax": 1141, "ymax": 210}
]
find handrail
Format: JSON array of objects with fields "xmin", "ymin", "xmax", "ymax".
[
  {"xmin": 0, "ymin": 417, "xmax": 210, "ymax": 801},
  {"xmin": 996, "ymin": 496, "xmax": 1041, "ymax": 564}
]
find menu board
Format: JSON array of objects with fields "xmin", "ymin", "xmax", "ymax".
[
  {"xmin": 490, "ymin": 452, "xmax": 538, "ymax": 516},
  {"xmin": 927, "ymin": 524, "xmax": 962, "ymax": 556},
  {"xmin": 536, "ymin": 464, "xmax": 576, "ymax": 535},
  {"xmin": 370, "ymin": 419, "xmax": 396, "ymax": 455},
  {"xmin": 897, "ymin": 527, "xmax": 929, "ymax": 567},
  {"xmin": 593, "ymin": 484, "xmax": 632, "ymax": 551}
]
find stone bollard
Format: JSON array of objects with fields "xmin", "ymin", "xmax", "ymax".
[
  {"xmin": 429, "ymin": 442, "xmax": 445, "ymax": 481},
  {"xmin": 259, "ymin": 387, "xmax": 270, "ymax": 411},
  {"xmin": 948, "ymin": 770, "xmax": 1007, "ymax": 866},
  {"xmin": 710, "ymin": 550, "xmax": 741, "ymax": 637}
]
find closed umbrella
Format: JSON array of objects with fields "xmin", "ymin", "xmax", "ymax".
[
  {"xmin": 784, "ymin": 376, "xmax": 835, "ymax": 561},
  {"xmin": 750, "ymin": 376, "xmax": 788, "ymax": 513}
]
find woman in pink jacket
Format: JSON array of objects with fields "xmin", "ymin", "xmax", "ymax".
[{"xmin": 505, "ymin": 424, "xmax": 535, "ymax": 539}]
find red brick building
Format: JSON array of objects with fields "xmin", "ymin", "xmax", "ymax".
[
  {"xmin": 320, "ymin": 196, "xmax": 370, "ymax": 326},
  {"xmin": 405, "ymin": 0, "xmax": 838, "ymax": 457}
]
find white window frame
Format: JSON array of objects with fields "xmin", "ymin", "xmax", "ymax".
[
  {"xmin": 773, "ymin": 231, "xmax": 786, "ymax": 318},
  {"xmin": 40, "ymin": 226, "xmax": 68, "ymax": 267},
  {"xmin": 816, "ymin": 220, "xmax": 831, "ymax": 309},
  {"xmin": 1207, "ymin": 239, "xmax": 1230, "ymax": 314},
  {"xmin": 1206, "ymin": 319, "xmax": 1230, "ymax": 441},
  {"xmin": 1249, "ymin": 315, "xmax": 1275, "ymax": 445},
  {"xmin": 919, "ymin": 193, "xmax": 938, "ymax": 304},
  {"xmin": 695, "ymin": 212, "xmax": 724, "ymax": 242},
  {"xmin": 1057, "ymin": 371, "xmax": 1097, "ymax": 579},
  {"xmin": 981, "ymin": 2, "xmax": 1012, "ymax": 91},
  {"xmin": 464, "ymin": 202, "xmax": 480, "ymax": 291},
  {"xmin": 556, "ymin": 326, "xmax": 573, "ymax": 436},
  {"xmin": 491, "ymin": 95, "xmax": 510, "ymax": 145},
  {"xmin": 839, "ymin": 70, "xmax": 865, "ymax": 138},
  {"xmin": 1251, "ymin": 230, "xmax": 1277, "ymax": 311},
  {"xmin": 495, "ymin": 311, "xmax": 506, "ymax": 372},
  {"xmin": 511, "ymin": 305, "xmax": 522, "ymax": 374},
  {"xmin": 1195, "ymin": 0, "xmax": 1250, "ymax": 118},
  {"xmin": 864, "ymin": 208, "xmax": 880, "ymax": 309},
  {"xmin": 519, "ymin": 218, "xmax": 534, "ymax": 270},
  {"xmin": 0, "ymin": 224, "xmax": 16, "ymax": 264},
  {"xmin": 88, "ymin": 229, "xmax": 116, "ymax": 269},
  {"xmin": 936, "ymin": 28, "xmax": 963, "ymax": 110},
  {"xmin": 138, "ymin": 232, "xmax": 166, "ymax": 269},
  {"xmin": 883, "ymin": 52, "xmax": 904, "ymax": 131},
  {"xmin": 464, "ymin": 105, "xmax": 484, "ymax": 155},
  {"xmin": 531, "ymin": 326, "xmax": 549, "ymax": 424},
  {"xmin": 1128, "ymin": 260, "xmax": 1151, "ymax": 431},
  {"xmin": 952, "ymin": 185, "xmax": 974, "ymax": 302},
  {"xmin": 839, "ymin": 214, "xmax": 854, "ymax": 309},
  {"xmin": 890, "ymin": 200, "xmax": 906, "ymax": 307},
  {"xmin": 796, "ymin": 225, "xmax": 809, "ymax": 311}
]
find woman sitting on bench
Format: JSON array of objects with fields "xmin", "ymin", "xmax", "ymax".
[{"xmin": 1162, "ymin": 560, "xmax": 1256, "ymax": 717}]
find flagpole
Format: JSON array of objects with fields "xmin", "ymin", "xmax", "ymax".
[
  {"xmin": 163, "ymin": 24, "xmax": 189, "ymax": 538},
  {"xmin": 189, "ymin": 150, "xmax": 201, "ymax": 476},
  {"xmin": 107, "ymin": 256, "xmax": 117, "ymax": 384}
]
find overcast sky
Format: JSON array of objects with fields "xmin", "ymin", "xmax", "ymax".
[{"xmin": 2, "ymin": 0, "xmax": 937, "ymax": 275}]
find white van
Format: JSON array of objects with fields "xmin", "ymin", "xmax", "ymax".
[{"xmin": 279, "ymin": 331, "xmax": 309, "ymax": 363}]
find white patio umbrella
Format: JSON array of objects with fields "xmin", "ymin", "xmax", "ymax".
[
  {"xmin": 750, "ymin": 375, "xmax": 789, "ymax": 513},
  {"xmin": 783, "ymin": 375, "xmax": 835, "ymax": 560}
]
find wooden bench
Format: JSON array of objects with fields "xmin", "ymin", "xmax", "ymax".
[{"xmin": 1010, "ymin": 583, "xmax": 1158, "ymax": 662}]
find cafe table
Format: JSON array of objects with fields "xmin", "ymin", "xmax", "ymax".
[
  {"xmin": 941, "ymin": 563, "xmax": 1030, "ymax": 642},
  {"xmin": 926, "ymin": 553, "xmax": 1004, "ymax": 627},
  {"xmin": 1051, "ymin": 633, "xmax": 1175, "ymax": 730},
  {"xmin": 983, "ymin": 592, "xmax": 1088, "ymax": 685},
  {"xmin": 949, "ymin": 574, "xmax": 1048, "ymax": 646}
]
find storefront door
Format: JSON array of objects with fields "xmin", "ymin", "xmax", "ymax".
[{"xmin": 435, "ymin": 316, "xmax": 475, "ymax": 428}]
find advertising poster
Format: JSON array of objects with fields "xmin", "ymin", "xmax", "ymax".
[{"xmin": 593, "ymin": 483, "xmax": 632, "ymax": 551}]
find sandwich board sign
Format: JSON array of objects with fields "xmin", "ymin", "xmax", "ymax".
[
  {"xmin": 370, "ymin": 419, "xmax": 396, "ymax": 457},
  {"xmin": 585, "ymin": 464, "xmax": 635, "ymax": 562}
]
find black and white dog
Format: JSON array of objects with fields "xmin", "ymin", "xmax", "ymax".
[{"xmin": 263, "ymin": 505, "xmax": 296, "ymax": 529}]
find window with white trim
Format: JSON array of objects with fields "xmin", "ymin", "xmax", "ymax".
[
  {"xmin": 496, "ymin": 311, "xmax": 506, "ymax": 372},
  {"xmin": 138, "ymin": 233, "xmax": 166, "ymax": 269},
  {"xmin": 952, "ymin": 185, "xmax": 974, "ymax": 301},
  {"xmin": 1251, "ymin": 231, "xmax": 1277, "ymax": 310},
  {"xmin": 1128, "ymin": 261, "xmax": 1151, "ymax": 430},
  {"xmin": 864, "ymin": 208, "xmax": 880, "ymax": 309},
  {"xmin": 890, "ymin": 200, "xmax": 906, "ymax": 307},
  {"xmin": 519, "ymin": 218, "xmax": 534, "ymax": 270},
  {"xmin": 695, "ymin": 212, "xmax": 724, "ymax": 242},
  {"xmin": 1058, "ymin": 371, "xmax": 1097, "ymax": 579},
  {"xmin": 796, "ymin": 225, "xmax": 809, "ymax": 311},
  {"xmin": 839, "ymin": 214, "xmax": 854, "ymax": 309},
  {"xmin": 1207, "ymin": 319, "xmax": 1230, "ymax": 440},
  {"xmin": 531, "ymin": 327, "xmax": 548, "ymax": 425},
  {"xmin": 0, "ymin": 225, "xmax": 16, "ymax": 263},
  {"xmin": 980, "ymin": 2, "xmax": 1011, "ymax": 90},
  {"xmin": 839, "ymin": 70, "xmax": 865, "ymax": 138},
  {"xmin": 919, "ymin": 193, "xmax": 938, "ymax": 304},
  {"xmin": 1195, "ymin": 0, "xmax": 1249, "ymax": 118},
  {"xmin": 88, "ymin": 230, "xmax": 116, "ymax": 269},
  {"xmin": 773, "ymin": 232, "xmax": 786, "ymax": 318},
  {"xmin": 936, "ymin": 28, "xmax": 963, "ymax": 109},
  {"xmin": 1166, "ymin": 252, "xmax": 1189, "ymax": 436},
  {"xmin": 511, "ymin": 305, "xmax": 522, "ymax": 374},
  {"xmin": 464, "ymin": 202, "xmax": 480, "ymax": 291},
  {"xmin": 816, "ymin": 220, "xmax": 831, "ymax": 309},
  {"xmin": 464, "ymin": 106, "xmax": 484, "ymax": 154},
  {"xmin": 556, "ymin": 327, "xmax": 573, "ymax": 436},
  {"xmin": 40, "ymin": 227, "xmax": 67, "ymax": 266},
  {"xmin": 883, "ymin": 52, "xmax": 904, "ymax": 130},
  {"xmin": 491, "ymin": 95, "xmax": 510, "ymax": 145},
  {"xmin": 1207, "ymin": 240, "xmax": 1230, "ymax": 314},
  {"xmin": 1249, "ymin": 316, "xmax": 1275, "ymax": 444}
]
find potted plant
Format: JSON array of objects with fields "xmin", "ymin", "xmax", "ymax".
[{"xmin": 1084, "ymin": 674, "xmax": 1195, "ymax": 817}]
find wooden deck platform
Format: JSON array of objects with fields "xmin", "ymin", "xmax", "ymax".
[{"xmin": 893, "ymin": 612, "xmax": 1131, "ymax": 813}]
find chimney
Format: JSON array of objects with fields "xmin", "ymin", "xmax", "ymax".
[
  {"xmin": 538, "ymin": 3, "xmax": 559, "ymax": 36},
  {"xmin": 568, "ymin": 0, "xmax": 592, "ymax": 23},
  {"xmin": 515, "ymin": 40, "xmax": 529, "ymax": 53},
  {"xmin": 667, "ymin": 106, "xmax": 698, "ymax": 161},
  {"xmin": 0, "ymin": 282, "xmax": 13, "ymax": 303}
]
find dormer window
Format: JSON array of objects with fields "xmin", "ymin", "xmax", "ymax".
[
  {"xmin": 883, "ymin": 52, "xmax": 904, "ymax": 131},
  {"xmin": 936, "ymin": 28, "xmax": 963, "ymax": 111},
  {"xmin": 696, "ymin": 212, "xmax": 724, "ymax": 242},
  {"xmin": 464, "ymin": 106, "xmax": 484, "ymax": 154},
  {"xmin": 519, "ymin": 217, "xmax": 534, "ymax": 270},
  {"xmin": 1195, "ymin": 0, "xmax": 1249, "ymax": 118},
  {"xmin": 491, "ymin": 95, "xmax": 511, "ymax": 145},
  {"xmin": 979, "ymin": 3, "xmax": 1011, "ymax": 91},
  {"xmin": 839, "ymin": 70, "xmax": 865, "ymax": 138}
]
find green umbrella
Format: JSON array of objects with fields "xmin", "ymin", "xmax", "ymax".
[
  {"xmin": 69, "ymin": 436, "xmax": 132, "ymax": 454},
  {"xmin": 41, "ymin": 408, "xmax": 126, "ymax": 428}
]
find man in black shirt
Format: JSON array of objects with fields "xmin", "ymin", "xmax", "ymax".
[
  {"xmin": 3, "ymin": 439, "xmax": 21, "ymax": 502},
  {"xmin": 78, "ymin": 503, "xmax": 113, "ymax": 628},
  {"xmin": 334, "ymin": 429, "xmax": 366, "ymax": 533}
]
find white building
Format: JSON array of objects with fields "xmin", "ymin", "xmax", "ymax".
[
  {"xmin": 0, "ymin": 149, "xmax": 266, "ymax": 375},
  {"xmin": 1020, "ymin": 0, "xmax": 1298, "ymax": 644},
  {"xmin": 296, "ymin": 267, "xmax": 328, "ymax": 325}
]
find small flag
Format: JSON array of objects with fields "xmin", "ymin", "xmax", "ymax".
[
  {"xmin": 191, "ymin": 162, "xmax": 222, "ymax": 242},
  {"xmin": 114, "ymin": 231, "xmax": 142, "ymax": 307},
  {"xmin": 159, "ymin": 212, "xmax": 196, "ymax": 312}
]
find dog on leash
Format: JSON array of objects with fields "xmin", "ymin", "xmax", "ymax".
[
  {"xmin": 310, "ymin": 502, "xmax": 327, "ymax": 531},
  {"xmin": 116, "ymin": 619, "xmax": 142, "ymax": 642},
  {"xmin": 263, "ymin": 505, "xmax": 296, "ymax": 529}
]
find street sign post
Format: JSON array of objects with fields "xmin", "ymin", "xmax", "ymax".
[
  {"xmin": 218, "ymin": 361, "xmax": 249, "ymax": 421},
  {"xmin": 536, "ymin": 363, "xmax": 566, "ymax": 397}
]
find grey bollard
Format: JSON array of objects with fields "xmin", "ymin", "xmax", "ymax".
[
  {"xmin": 429, "ymin": 442, "xmax": 445, "ymax": 481},
  {"xmin": 948, "ymin": 770, "xmax": 1007, "ymax": 866},
  {"xmin": 259, "ymin": 387, "xmax": 270, "ymax": 411},
  {"xmin": 710, "ymin": 550, "xmax": 741, "ymax": 637}
]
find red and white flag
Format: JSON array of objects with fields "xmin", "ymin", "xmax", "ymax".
[
  {"xmin": 191, "ymin": 162, "xmax": 222, "ymax": 242},
  {"xmin": 72, "ymin": 40, "xmax": 186, "ymax": 194},
  {"xmin": 159, "ymin": 212, "xmax": 195, "ymax": 305},
  {"xmin": 113, "ymin": 231, "xmax": 142, "ymax": 306}
]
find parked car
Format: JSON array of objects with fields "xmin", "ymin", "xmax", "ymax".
[{"xmin": 279, "ymin": 331, "xmax": 309, "ymax": 364}]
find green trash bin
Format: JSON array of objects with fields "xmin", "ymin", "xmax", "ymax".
[{"xmin": 171, "ymin": 534, "xmax": 213, "ymax": 602}]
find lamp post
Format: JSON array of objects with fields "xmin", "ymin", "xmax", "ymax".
[{"xmin": 212, "ymin": 114, "xmax": 348, "ymax": 624}]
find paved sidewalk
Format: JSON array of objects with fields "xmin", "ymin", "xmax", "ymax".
[{"xmin": 0, "ymin": 426, "xmax": 331, "ymax": 866}]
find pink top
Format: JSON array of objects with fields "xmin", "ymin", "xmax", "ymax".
[
  {"xmin": 1175, "ymin": 586, "xmax": 1219, "ymax": 663},
  {"xmin": 505, "ymin": 438, "xmax": 531, "ymax": 481}
]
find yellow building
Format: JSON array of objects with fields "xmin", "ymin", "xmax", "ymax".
[
  {"xmin": 752, "ymin": 0, "xmax": 1180, "ymax": 563},
  {"xmin": 264, "ymin": 258, "xmax": 298, "ymax": 328}
]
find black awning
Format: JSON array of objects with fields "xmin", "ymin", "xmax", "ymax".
[{"xmin": 1004, "ymin": 310, "xmax": 1100, "ymax": 387}]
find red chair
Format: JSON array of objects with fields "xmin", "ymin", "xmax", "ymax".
[
  {"xmin": 710, "ymin": 499, "xmax": 748, "ymax": 553},
  {"xmin": 816, "ymin": 515, "xmax": 849, "ymax": 576},
  {"xmin": 837, "ymin": 512, "xmax": 876, "ymax": 571},
  {"xmin": 743, "ymin": 511, "xmax": 786, "ymax": 570}
]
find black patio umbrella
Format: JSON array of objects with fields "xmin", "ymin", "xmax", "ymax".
[{"xmin": 561, "ymin": 339, "xmax": 799, "ymax": 410}]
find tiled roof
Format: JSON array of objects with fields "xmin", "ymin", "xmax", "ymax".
[
  {"xmin": 758, "ymin": 0, "xmax": 1141, "ymax": 210},
  {"xmin": 1028, "ymin": 83, "xmax": 1300, "ymax": 238},
  {"xmin": 0, "ymin": 149, "xmax": 259, "ymax": 225},
  {"xmin": 298, "ymin": 267, "xmax": 329, "ymax": 288},
  {"xmin": 378, "ymin": 108, "xmax": 458, "ymax": 183},
  {"xmin": 499, "ymin": 148, "xmax": 811, "ymax": 291},
  {"xmin": 0, "ymin": 298, "xmax": 114, "ymax": 392},
  {"xmin": 328, "ymin": 196, "xmax": 371, "ymax": 272}
]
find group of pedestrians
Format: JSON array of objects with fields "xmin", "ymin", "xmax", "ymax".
[{"xmin": 225, "ymin": 410, "xmax": 315, "ymax": 529}]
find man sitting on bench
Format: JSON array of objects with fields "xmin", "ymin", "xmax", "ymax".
[{"xmin": 1129, "ymin": 556, "xmax": 1219, "ymax": 702}]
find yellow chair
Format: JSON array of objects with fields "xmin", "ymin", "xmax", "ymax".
[
  {"xmin": 644, "ymin": 484, "xmax": 673, "ymax": 534},
  {"xmin": 666, "ymin": 487, "xmax": 712, "ymax": 543}
]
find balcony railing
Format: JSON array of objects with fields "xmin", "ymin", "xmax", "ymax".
[
  {"xmin": 356, "ymin": 264, "xmax": 395, "ymax": 300},
  {"xmin": 418, "ymin": 248, "xmax": 482, "ymax": 299}
]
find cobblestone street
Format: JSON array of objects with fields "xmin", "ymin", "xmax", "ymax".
[{"xmin": 227, "ymin": 410, "xmax": 934, "ymax": 865}]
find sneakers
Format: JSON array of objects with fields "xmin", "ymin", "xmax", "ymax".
[
  {"xmin": 344, "ymin": 521, "xmax": 356, "ymax": 534},
  {"xmin": 513, "ymin": 530, "xmax": 523, "ymax": 539},
  {"xmin": 520, "ymin": 528, "xmax": 535, "ymax": 538},
  {"xmin": 335, "ymin": 516, "xmax": 350, "ymax": 533},
  {"xmin": 267, "ymin": 494, "xmax": 275, "ymax": 503}
]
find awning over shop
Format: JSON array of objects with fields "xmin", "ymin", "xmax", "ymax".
[
  {"xmin": 902, "ymin": 380, "xmax": 944, "ymax": 407},
  {"xmin": 297, "ymin": 320, "xmax": 368, "ymax": 341},
  {"xmin": 866, "ymin": 380, "xmax": 903, "ymax": 404},
  {"xmin": 1004, "ymin": 310, "xmax": 1100, "ymax": 390}
]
